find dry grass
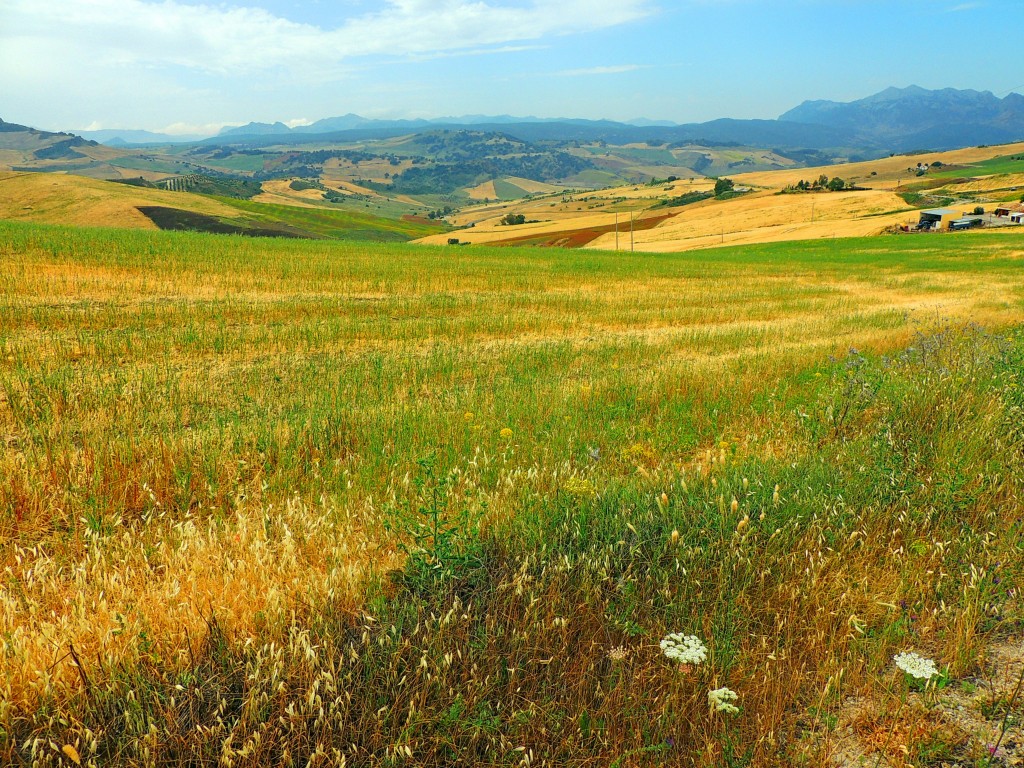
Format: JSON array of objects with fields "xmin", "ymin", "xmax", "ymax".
[
  {"xmin": 255, "ymin": 179, "xmax": 337, "ymax": 207},
  {"xmin": 3, "ymin": 222, "xmax": 1024, "ymax": 765},
  {"xmin": 734, "ymin": 141, "xmax": 1024, "ymax": 190},
  {"xmin": 465, "ymin": 179, "xmax": 498, "ymax": 200},
  {"xmin": 0, "ymin": 172, "xmax": 242, "ymax": 229},
  {"xmin": 421, "ymin": 142, "xmax": 1024, "ymax": 253}
]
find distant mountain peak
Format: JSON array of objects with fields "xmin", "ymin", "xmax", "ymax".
[
  {"xmin": 779, "ymin": 85, "xmax": 1024, "ymax": 150},
  {"xmin": 218, "ymin": 121, "xmax": 292, "ymax": 137}
]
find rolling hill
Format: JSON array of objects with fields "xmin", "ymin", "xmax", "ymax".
[
  {"xmin": 0, "ymin": 172, "xmax": 446, "ymax": 241},
  {"xmin": 415, "ymin": 141, "xmax": 1024, "ymax": 252}
]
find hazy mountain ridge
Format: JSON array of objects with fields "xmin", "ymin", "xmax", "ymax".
[
  {"xmin": 203, "ymin": 87, "xmax": 1024, "ymax": 153},
  {"xmin": 42, "ymin": 86, "xmax": 1024, "ymax": 154},
  {"xmin": 781, "ymin": 85, "xmax": 1024, "ymax": 149}
]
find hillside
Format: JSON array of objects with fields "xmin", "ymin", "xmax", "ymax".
[
  {"xmin": 415, "ymin": 141, "xmax": 1024, "ymax": 252},
  {"xmin": 0, "ymin": 172, "xmax": 446, "ymax": 241}
]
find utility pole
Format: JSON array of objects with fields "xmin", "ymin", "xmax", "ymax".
[
  {"xmin": 810, "ymin": 199, "xmax": 815, "ymax": 223},
  {"xmin": 615, "ymin": 212, "xmax": 619, "ymax": 250},
  {"xmin": 630, "ymin": 211, "xmax": 635, "ymax": 252}
]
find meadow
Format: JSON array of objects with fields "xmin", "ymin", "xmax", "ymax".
[{"xmin": 2, "ymin": 221, "xmax": 1024, "ymax": 766}]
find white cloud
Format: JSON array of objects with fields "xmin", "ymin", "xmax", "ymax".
[
  {"xmin": 1, "ymin": 0, "xmax": 656, "ymax": 77},
  {"xmin": 558, "ymin": 65, "xmax": 644, "ymax": 76},
  {"xmin": 155, "ymin": 121, "xmax": 235, "ymax": 136}
]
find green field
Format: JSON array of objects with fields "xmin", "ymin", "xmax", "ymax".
[
  {"xmin": 491, "ymin": 178, "xmax": 529, "ymax": 200},
  {"xmin": 933, "ymin": 152, "xmax": 1024, "ymax": 178},
  {"xmin": 215, "ymin": 197, "xmax": 446, "ymax": 240},
  {"xmin": 2, "ymin": 222, "xmax": 1024, "ymax": 766}
]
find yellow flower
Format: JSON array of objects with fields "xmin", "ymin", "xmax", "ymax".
[
  {"xmin": 500, "ymin": 427, "xmax": 514, "ymax": 439},
  {"xmin": 463, "ymin": 411, "xmax": 474, "ymax": 422}
]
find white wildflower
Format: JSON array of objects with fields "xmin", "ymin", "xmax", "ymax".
[
  {"xmin": 893, "ymin": 651, "xmax": 938, "ymax": 680},
  {"xmin": 607, "ymin": 646, "xmax": 628, "ymax": 662},
  {"xmin": 659, "ymin": 633, "xmax": 707, "ymax": 665},
  {"xmin": 708, "ymin": 687, "xmax": 740, "ymax": 714}
]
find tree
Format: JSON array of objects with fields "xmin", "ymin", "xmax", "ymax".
[
  {"xmin": 714, "ymin": 177, "xmax": 734, "ymax": 196},
  {"xmin": 827, "ymin": 177, "xmax": 846, "ymax": 192},
  {"xmin": 500, "ymin": 213, "xmax": 526, "ymax": 226}
]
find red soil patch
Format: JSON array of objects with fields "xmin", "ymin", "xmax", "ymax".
[{"xmin": 486, "ymin": 211, "xmax": 677, "ymax": 248}]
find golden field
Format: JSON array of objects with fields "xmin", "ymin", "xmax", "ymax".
[{"xmin": 2, "ymin": 218, "xmax": 1024, "ymax": 765}]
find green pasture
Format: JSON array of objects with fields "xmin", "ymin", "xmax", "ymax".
[{"xmin": 932, "ymin": 152, "xmax": 1024, "ymax": 178}]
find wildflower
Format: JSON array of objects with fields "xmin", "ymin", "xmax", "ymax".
[
  {"xmin": 608, "ymin": 646, "xmax": 628, "ymax": 662},
  {"xmin": 500, "ymin": 427, "xmax": 513, "ymax": 439},
  {"xmin": 670, "ymin": 529, "xmax": 680, "ymax": 545},
  {"xmin": 563, "ymin": 477, "xmax": 597, "ymax": 499},
  {"xmin": 660, "ymin": 633, "xmax": 707, "ymax": 665},
  {"xmin": 893, "ymin": 651, "xmax": 938, "ymax": 680},
  {"xmin": 463, "ymin": 411, "xmax": 474, "ymax": 422},
  {"xmin": 708, "ymin": 687, "xmax": 740, "ymax": 714}
]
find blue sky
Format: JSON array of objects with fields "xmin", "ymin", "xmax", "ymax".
[{"xmin": 1, "ymin": 0, "xmax": 1021, "ymax": 135}]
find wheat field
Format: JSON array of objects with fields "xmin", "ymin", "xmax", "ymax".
[{"xmin": 3, "ymin": 221, "xmax": 1024, "ymax": 766}]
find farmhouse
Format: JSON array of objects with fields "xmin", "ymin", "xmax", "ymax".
[
  {"xmin": 1012, "ymin": 211, "xmax": 1024, "ymax": 224},
  {"xmin": 994, "ymin": 205, "xmax": 1014, "ymax": 217},
  {"xmin": 917, "ymin": 208, "xmax": 961, "ymax": 231}
]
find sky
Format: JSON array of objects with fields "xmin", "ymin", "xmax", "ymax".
[{"xmin": 2, "ymin": 0, "xmax": 1022, "ymax": 136}]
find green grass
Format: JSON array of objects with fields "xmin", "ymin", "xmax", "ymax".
[
  {"xmin": 205, "ymin": 155, "xmax": 268, "ymax": 173},
  {"xmin": 492, "ymin": 178, "xmax": 529, "ymax": 200},
  {"xmin": 584, "ymin": 146, "xmax": 680, "ymax": 165},
  {"xmin": 569, "ymin": 169, "xmax": 624, "ymax": 187},
  {"xmin": 2, "ymin": 221, "xmax": 1024, "ymax": 766},
  {"xmin": 932, "ymin": 153, "xmax": 1024, "ymax": 179},
  {"xmin": 108, "ymin": 156, "xmax": 197, "ymax": 175},
  {"xmin": 213, "ymin": 196, "xmax": 447, "ymax": 240}
]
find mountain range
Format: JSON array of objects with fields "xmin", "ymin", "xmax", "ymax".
[
  {"xmin": 780, "ymin": 85, "xmax": 1024, "ymax": 151},
  {"xmin": 64, "ymin": 86, "xmax": 1024, "ymax": 155}
]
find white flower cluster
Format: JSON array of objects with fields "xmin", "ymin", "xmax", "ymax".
[
  {"xmin": 893, "ymin": 651, "xmax": 938, "ymax": 680},
  {"xmin": 660, "ymin": 633, "xmax": 708, "ymax": 665},
  {"xmin": 708, "ymin": 687, "xmax": 740, "ymax": 714}
]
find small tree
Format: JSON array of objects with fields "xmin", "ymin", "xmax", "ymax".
[
  {"xmin": 714, "ymin": 177, "xmax": 734, "ymax": 196},
  {"xmin": 827, "ymin": 177, "xmax": 846, "ymax": 192},
  {"xmin": 500, "ymin": 213, "xmax": 526, "ymax": 226}
]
